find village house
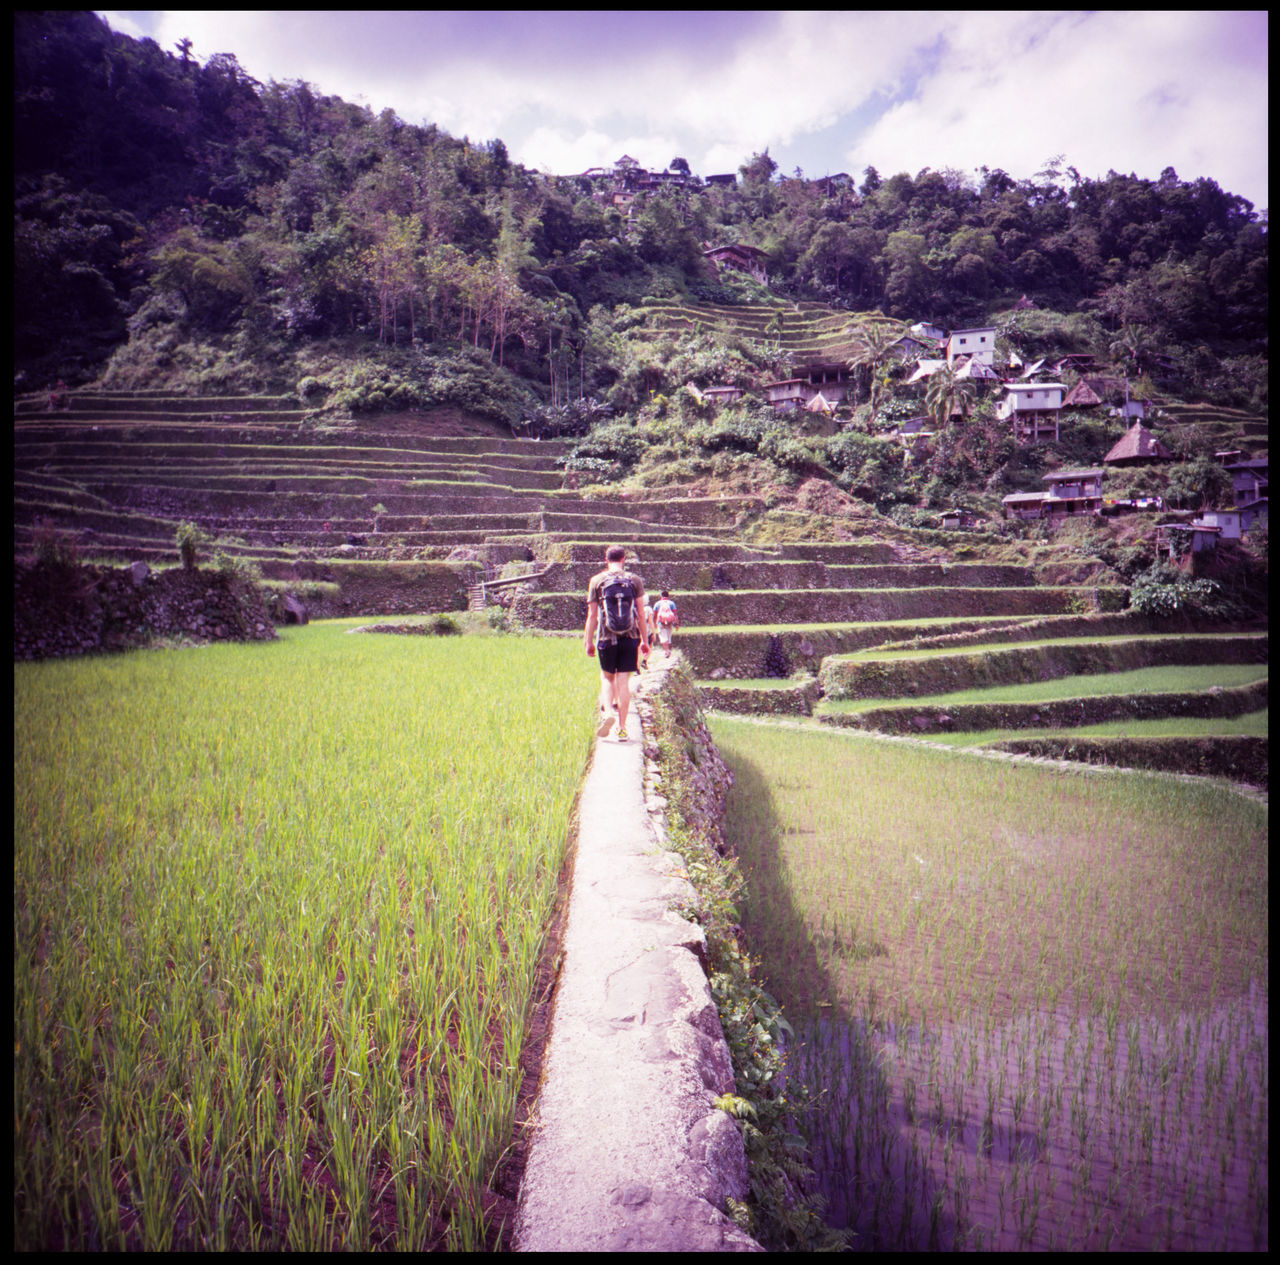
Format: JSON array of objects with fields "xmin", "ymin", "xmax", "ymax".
[
  {"xmin": 1103, "ymin": 420, "xmax": 1173, "ymax": 466},
  {"xmin": 1155, "ymin": 521, "xmax": 1221, "ymax": 560},
  {"xmin": 944, "ymin": 326, "xmax": 997, "ymax": 367},
  {"xmin": 697, "ymin": 384, "xmax": 744, "ymax": 408},
  {"xmin": 996, "ymin": 382, "xmax": 1066, "ymax": 443},
  {"xmin": 763, "ymin": 362, "xmax": 850, "ymax": 412},
  {"xmin": 703, "ymin": 242, "xmax": 768, "ymax": 284},
  {"xmin": 1040, "ymin": 468, "xmax": 1105, "ymax": 522},
  {"xmin": 1111, "ymin": 399, "xmax": 1148, "ymax": 421},
  {"xmin": 1052, "ymin": 353, "xmax": 1097, "ymax": 375},
  {"xmin": 1222, "ymin": 456, "xmax": 1268, "ymax": 507},
  {"xmin": 703, "ymin": 172, "xmax": 737, "ymax": 187},
  {"xmin": 1060, "ymin": 375, "xmax": 1126, "ymax": 410},
  {"xmin": 952, "ymin": 358, "xmax": 1002, "ymax": 386},
  {"xmin": 1193, "ymin": 506, "xmax": 1261, "ymax": 540},
  {"xmin": 1001, "ymin": 490, "xmax": 1050, "ymax": 521},
  {"xmin": 907, "ymin": 358, "xmax": 947, "ymax": 383}
]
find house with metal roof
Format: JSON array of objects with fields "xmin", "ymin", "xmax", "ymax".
[
  {"xmin": 996, "ymin": 382, "xmax": 1066, "ymax": 443},
  {"xmin": 944, "ymin": 326, "xmax": 997, "ymax": 367}
]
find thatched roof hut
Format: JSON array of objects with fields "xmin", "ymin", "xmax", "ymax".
[{"xmin": 1103, "ymin": 421, "xmax": 1173, "ymax": 465}]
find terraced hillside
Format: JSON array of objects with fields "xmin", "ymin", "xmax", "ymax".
[
  {"xmin": 1153, "ymin": 400, "xmax": 1270, "ymax": 448},
  {"xmin": 15, "ymin": 389, "xmax": 1267, "ymax": 786},
  {"xmin": 14, "ymin": 390, "xmax": 760, "ymax": 615},
  {"xmin": 633, "ymin": 299, "xmax": 905, "ymax": 365}
]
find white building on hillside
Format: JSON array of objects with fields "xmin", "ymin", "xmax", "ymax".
[
  {"xmin": 996, "ymin": 382, "xmax": 1065, "ymax": 443},
  {"xmin": 945, "ymin": 326, "xmax": 997, "ymax": 366}
]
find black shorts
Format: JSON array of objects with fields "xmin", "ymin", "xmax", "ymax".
[{"xmin": 597, "ymin": 636, "xmax": 640, "ymax": 674}]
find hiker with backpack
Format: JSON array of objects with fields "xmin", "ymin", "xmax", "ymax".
[
  {"xmin": 652, "ymin": 590, "xmax": 679, "ymax": 658},
  {"xmin": 584, "ymin": 545, "xmax": 649, "ymax": 742}
]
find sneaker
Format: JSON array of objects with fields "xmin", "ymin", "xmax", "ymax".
[
  {"xmin": 597, "ymin": 712, "xmax": 615, "ymax": 737},
  {"xmin": 616, "ymin": 727, "xmax": 628, "ymax": 741}
]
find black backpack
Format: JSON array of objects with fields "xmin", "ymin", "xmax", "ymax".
[{"xmin": 600, "ymin": 571, "xmax": 638, "ymax": 638}]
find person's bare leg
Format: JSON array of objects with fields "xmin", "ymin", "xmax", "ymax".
[
  {"xmin": 614, "ymin": 670, "xmax": 632, "ymax": 735},
  {"xmin": 597, "ymin": 670, "xmax": 616, "ymax": 735}
]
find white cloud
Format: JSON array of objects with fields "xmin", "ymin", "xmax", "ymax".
[
  {"xmin": 845, "ymin": 11, "xmax": 1268, "ymax": 207},
  {"xmin": 96, "ymin": 10, "xmax": 1268, "ymax": 208}
]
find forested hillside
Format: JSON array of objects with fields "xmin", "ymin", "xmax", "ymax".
[{"xmin": 16, "ymin": 10, "xmax": 1267, "ymax": 417}]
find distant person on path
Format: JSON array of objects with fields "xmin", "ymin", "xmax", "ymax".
[
  {"xmin": 653, "ymin": 590, "xmax": 680, "ymax": 658},
  {"xmin": 584, "ymin": 545, "xmax": 648, "ymax": 741},
  {"xmin": 48, "ymin": 379, "xmax": 68, "ymax": 411}
]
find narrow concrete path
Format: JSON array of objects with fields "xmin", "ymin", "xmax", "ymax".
[{"xmin": 515, "ymin": 657, "xmax": 759, "ymax": 1251}]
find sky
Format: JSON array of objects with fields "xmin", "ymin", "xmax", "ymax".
[{"xmin": 99, "ymin": 10, "xmax": 1269, "ymax": 212}]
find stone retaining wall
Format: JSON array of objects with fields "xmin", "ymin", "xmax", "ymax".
[
  {"xmin": 992, "ymin": 734, "xmax": 1269, "ymax": 789},
  {"xmin": 820, "ymin": 633, "xmax": 1269, "ymax": 700},
  {"xmin": 678, "ymin": 620, "xmax": 1016, "ymax": 678},
  {"xmin": 822, "ymin": 678, "xmax": 1269, "ymax": 735},
  {"xmin": 12, "ymin": 559, "xmax": 277, "ymax": 660},
  {"xmin": 515, "ymin": 585, "xmax": 1121, "ymax": 632}
]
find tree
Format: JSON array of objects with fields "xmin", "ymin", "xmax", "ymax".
[
  {"xmin": 1164, "ymin": 457, "xmax": 1233, "ymax": 512},
  {"xmin": 924, "ymin": 364, "xmax": 976, "ymax": 430},
  {"xmin": 846, "ymin": 323, "xmax": 902, "ymax": 423},
  {"xmin": 1107, "ymin": 323, "xmax": 1160, "ymax": 379}
]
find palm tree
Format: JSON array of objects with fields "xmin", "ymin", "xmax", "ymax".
[
  {"xmin": 1108, "ymin": 323, "xmax": 1159, "ymax": 379},
  {"xmin": 925, "ymin": 364, "xmax": 976, "ymax": 429},
  {"xmin": 846, "ymin": 323, "xmax": 902, "ymax": 424}
]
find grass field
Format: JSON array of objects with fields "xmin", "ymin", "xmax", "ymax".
[
  {"xmin": 14, "ymin": 623, "xmax": 598, "ymax": 1250},
  {"xmin": 818, "ymin": 663, "xmax": 1269, "ymax": 713},
  {"xmin": 711, "ymin": 717, "xmax": 1268, "ymax": 1249},
  {"xmin": 922, "ymin": 708, "xmax": 1269, "ymax": 747}
]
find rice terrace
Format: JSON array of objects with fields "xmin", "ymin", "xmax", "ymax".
[{"xmin": 13, "ymin": 9, "xmax": 1270, "ymax": 1253}]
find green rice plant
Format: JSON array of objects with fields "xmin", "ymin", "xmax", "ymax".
[
  {"xmin": 820, "ymin": 663, "xmax": 1267, "ymax": 712},
  {"xmin": 713, "ymin": 716, "xmax": 1268, "ymax": 1250},
  {"xmin": 14, "ymin": 623, "xmax": 597, "ymax": 1250}
]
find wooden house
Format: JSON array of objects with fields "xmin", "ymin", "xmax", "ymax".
[
  {"xmin": 907, "ymin": 358, "xmax": 947, "ymax": 383},
  {"xmin": 1053, "ymin": 353, "xmax": 1096, "ymax": 375},
  {"xmin": 1240, "ymin": 498, "xmax": 1269, "ymax": 532},
  {"xmin": 704, "ymin": 173, "xmax": 738, "ymax": 187},
  {"xmin": 944, "ymin": 326, "xmax": 997, "ymax": 367},
  {"xmin": 1041, "ymin": 468, "xmax": 1104, "ymax": 521},
  {"xmin": 700, "ymin": 384, "xmax": 744, "ymax": 408},
  {"xmin": 1110, "ymin": 399, "xmax": 1148, "ymax": 421},
  {"xmin": 1103, "ymin": 421, "xmax": 1172, "ymax": 466},
  {"xmin": 1002, "ymin": 491, "xmax": 1050, "ymax": 521},
  {"xmin": 1193, "ymin": 498, "xmax": 1267, "ymax": 537},
  {"xmin": 1222, "ymin": 457, "xmax": 1268, "ymax": 507},
  {"xmin": 1063, "ymin": 375, "xmax": 1127, "ymax": 409},
  {"xmin": 763, "ymin": 363, "xmax": 850, "ymax": 412},
  {"xmin": 996, "ymin": 382, "xmax": 1066, "ymax": 443},
  {"xmin": 1156, "ymin": 521, "xmax": 1220, "ymax": 560},
  {"xmin": 703, "ymin": 243, "xmax": 768, "ymax": 284}
]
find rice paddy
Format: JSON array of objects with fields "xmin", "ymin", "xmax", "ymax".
[
  {"xmin": 711, "ymin": 717, "xmax": 1268, "ymax": 1250},
  {"xmin": 819, "ymin": 663, "xmax": 1269, "ymax": 713},
  {"xmin": 13, "ymin": 622, "xmax": 598, "ymax": 1250}
]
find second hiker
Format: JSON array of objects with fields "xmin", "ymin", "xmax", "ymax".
[{"xmin": 652, "ymin": 589, "xmax": 680, "ymax": 658}]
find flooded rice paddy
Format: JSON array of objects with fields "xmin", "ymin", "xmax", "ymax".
[
  {"xmin": 791, "ymin": 982, "xmax": 1267, "ymax": 1249},
  {"xmin": 710, "ymin": 716, "xmax": 1268, "ymax": 1251}
]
